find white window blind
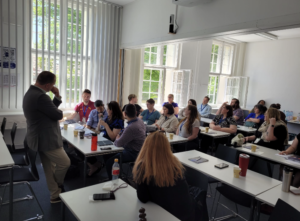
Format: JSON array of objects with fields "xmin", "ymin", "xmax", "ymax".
[
  {"xmin": 224, "ymin": 76, "xmax": 249, "ymax": 108},
  {"xmin": 32, "ymin": 0, "xmax": 122, "ymax": 108},
  {"xmin": 171, "ymin": 70, "xmax": 191, "ymax": 107}
]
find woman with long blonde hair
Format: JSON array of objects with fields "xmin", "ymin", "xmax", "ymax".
[
  {"xmin": 174, "ymin": 105, "xmax": 200, "ymax": 152},
  {"xmin": 133, "ymin": 132, "xmax": 197, "ymax": 221},
  {"xmin": 242, "ymin": 108, "xmax": 288, "ymax": 151}
]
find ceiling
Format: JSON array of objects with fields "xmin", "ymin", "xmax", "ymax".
[
  {"xmin": 105, "ymin": 0, "xmax": 135, "ymax": 6},
  {"xmin": 228, "ymin": 28, "xmax": 300, "ymax": 43}
]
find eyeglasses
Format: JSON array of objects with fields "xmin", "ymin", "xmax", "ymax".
[{"xmin": 111, "ymin": 183, "xmax": 128, "ymax": 192}]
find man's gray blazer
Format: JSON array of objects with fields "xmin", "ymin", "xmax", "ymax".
[{"xmin": 23, "ymin": 85, "xmax": 63, "ymax": 151}]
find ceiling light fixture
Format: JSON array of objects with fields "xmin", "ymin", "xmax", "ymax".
[{"xmin": 256, "ymin": 32, "xmax": 278, "ymax": 40}]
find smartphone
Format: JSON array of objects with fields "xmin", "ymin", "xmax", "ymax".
[
  {"xmin": 100, "ymin": 147, "xmax": 112, "ymax": 150},
  {"xmin": 93, "ymin": 192, "xmax": 115, "ymax": 201},
  {"xmin": 215, "ymin": 163, "xmax": 229, "ymax": 169},
  {"xmin": 290, "ymin": 189, "xmax": 300, "ymax": 195}
]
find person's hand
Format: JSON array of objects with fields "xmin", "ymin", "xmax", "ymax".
[
  {"xmin": 279, "ymin": 151, "xmax": 288, "ymax": 155},
  {"xmin": 51, "ymin": 86, "xmax": 60, "ymax": 97},
  {"xmin": 222, "ymin": 101, "xmax": 228, "ymax": 107},
  {"xmin": 99, "ymin": 119, "xmax": 107, "ymax": 127},
  {"xmin": 155, "ymin": 124, "xmax": 160, "ymax": 130},
  {"xmin": 269, "ymin": 118, "xmax": 276, "ymax": 125},
  {"xmin": 212, "ymin": 125, "xmax": 221, "ymax": 131},
  {"xmin": 98, "ymin": 113, "xmax": 103, "ymax": 119}
]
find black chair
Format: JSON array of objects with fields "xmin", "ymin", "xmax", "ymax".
[
  {"xmin": 0, "ymin": 139, "xmax": 43, "ymax": 220},
  {"xmin": 268, "ymin": 199, "xmax": 300, "ymax": 221},
  {"xmin": 6, "ymin": 123, "xmax": 29, "ymax": 166},
  {"xmin": 184, "ymin": 165, "xmax": 209, "ymax": 221},
  {"xmin": 1, "ymin": 117, "xmax": 6, "ymax": 137}
]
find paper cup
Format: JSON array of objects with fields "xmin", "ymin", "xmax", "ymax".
[
  {"xmin": 233, "ymin": 166, "xmax": 241, "ymax": 178},
  {"xmin": 205, "ymin": 127, "xmax": 209, "ymax": 133},
  {"xmin": 169, "ymin": 133, "xmax": 174, "ymax": 140},
  {"xmin": 63, "ymin": 123, "xmax": 68, "ymax": 130},
  {"xmin": 73, "ymin": 130, "xmax": 78, "ymax": 137},
  {"xmin": 251, "ymin": 145, "xmax": 257, "ymax": 152}
]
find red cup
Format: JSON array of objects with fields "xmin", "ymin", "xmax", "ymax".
[
  {"xmin": 91, "ymin": 133, "xmax": 98, "ymax": 151},
  {"xmin": 239, "ymin": 154, "xmax": 250, "ymax": 177}
]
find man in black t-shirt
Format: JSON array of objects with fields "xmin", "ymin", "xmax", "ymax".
[{"xmin": 122, "ymin": 94, "xmax": 143, "ymax": 117}]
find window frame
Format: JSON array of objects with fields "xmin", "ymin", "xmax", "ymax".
[
  {"xmin": 207, "ymin": 74, "xmax": 220, "ymax": 105},
  {"xmin": 171, "ymin": 69, "xmax": 192, "ymax": 108}
]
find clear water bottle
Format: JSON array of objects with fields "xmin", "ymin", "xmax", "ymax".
[{"xmin": 112, "ymin": 159, "xmax": 120, "ymax": 186}]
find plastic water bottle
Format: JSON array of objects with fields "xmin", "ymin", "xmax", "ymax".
[
  {"xmin": 298, "ymin": 113, "xmax": 300, "ymax": 122},
  {"xmin": 112, "ymin": 159, "xmax": 120, "ymax": 186}
]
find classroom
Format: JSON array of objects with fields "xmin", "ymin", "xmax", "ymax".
[{"xmin": 0, "ymin": 0, "xmax": 300, "ymax": 220}]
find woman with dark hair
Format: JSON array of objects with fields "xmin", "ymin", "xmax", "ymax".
[
  {"xmin": 210, "ymin": 105, "xmax": 237, "ymax": 134},
  {"xmin": 161, "ymin": 94, "xmax": 179, "ymax": 117},
  {"xmin": 250, "ymin": 100, "xmax": 266, "ymax": 113},
  {"xmin": 216, "ymin": 98, "xmax": 244, "ymax": 125},
  {"xmin": 88, "ymin": 101, "xmax": 124, "ymax": 176},
  {"xmin": 133, "ymin": 132, "xmax": 199, "ymax": 221},
  {"xmin": 178, "ymin": 99, "xmax": 198, "ymax": 119},
  {"xmin": 174, "ymin": 105, "xmax": 200, "ymax": 152},
  {"xmin": 244, "ymin": 104, "xmax": 266, "ymax": 126},
  {"xmin": 270, "ymin": 103, "xmax": 286, "ymax": 123},
  {"xmin": 155, "ymin": 103, "xmax": 178, "ymax": 133}
]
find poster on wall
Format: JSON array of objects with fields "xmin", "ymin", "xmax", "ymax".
[{"xmin": 0, "ymin": 47, "xmax": 16, "ymax": 69}]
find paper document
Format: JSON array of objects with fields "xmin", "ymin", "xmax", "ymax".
[
  {"xmin": 189, "ymin": 156, "xmax": 208, "ymax": 164},
  {"xmin": 75, "ymin": 125, "xmax": 85, "ymax": 130},
  {"xmin": 243, "ymin": 145, "xmax": 259, "ymax": 150}
]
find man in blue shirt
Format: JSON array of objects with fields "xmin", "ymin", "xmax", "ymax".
[
  {"xmin": 139, "ymin": 98, "xmax": 161, "ymax": 125},
  {"xmin": 86, "ymin": 100, "xmax": 108, "ymax": 131},
  {"xmin": 197, "ymin": 96, "xmax": 212, "ymax": 118}
]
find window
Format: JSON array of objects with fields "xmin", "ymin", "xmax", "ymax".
[
  {"xmin": 141, "ymin": 44, "xmax": 179, "ymax": 106},
  {"xmin": 210, "ymin": 41, "xmax": 234, "ymax": 75},
  {"xmin": 142, "ymin": 69, "xmax": 163, "ymax": 104},
  {"xmin": 171, "ymin": 70, "xmax": 191, "ymax": 107},
  {"xmin": 207, "ymin": 76, "xmax": 219, "ymax": 104},
  {"xmin": 225, "ymin": 77, "xmax": 249, "ymax": 108}
]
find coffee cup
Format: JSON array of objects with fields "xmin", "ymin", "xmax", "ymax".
[
  {"xmin": 233, "ymin": 166, "xmax": 241, "ymax": 178},
  {"xmin": 79, "ymin": 130, "xmax": 85, "ymax": 139},
  {"xmin": 63, "ymin": 123, "xmax": 68, "ymax": 130},
  {"xmin": 169, "ymin": 133, "xmax": 174, "ymax": 140},
  {"xmin": 251, "ymin": 145, "xmax": 257, "ymax": 152},
  {"xmin": 74, "ymin": 130, "xmax": 78, "ymax": 137},
  {"xmin": 205, "ymin": 127, "xmax": 209, "ymax": 133}
]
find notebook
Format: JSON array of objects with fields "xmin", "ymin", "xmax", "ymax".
[
  {"xmin": 97, "ymin": 140, "xmax": 114, "ymax": 146},
  {"xmin": 189, "ymin": 156, "xmax": 209, "ymax": 164}
]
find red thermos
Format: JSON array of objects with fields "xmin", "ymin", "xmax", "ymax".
[
  {"xmin": 91, "ymin": 133, "xmax": 98, "ymax": 151},
  {"xmin": 239, "ymin": 154, "xmax": 250, "ymax": 177}
]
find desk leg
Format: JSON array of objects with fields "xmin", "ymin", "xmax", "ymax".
[
  {"xmin": 249, "ymin": 197, "xmax": 256, "ymax": 221},
  {"xmin": 267, "ymin": 162, "xmax": 272, "ymax": 178},
  {"xmin": 255, "ymin": 200, "xmax": 261, "ymax": 221},
  {"xmin": 9, "ymin": 167, "xmax": 13, "ymax": 221},
  {"xmin": 83, "ymin": 157, "xmax": 87, "ymax": 186},
  {"xmin": 61, "ymin": 201, "xmax": 65, "ymax": 221}
]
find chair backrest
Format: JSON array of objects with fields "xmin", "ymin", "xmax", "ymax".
[
  {"xmin": 215, "ymin": 144, "xmax": 238, "ymax": 164},
  {"xmin": 208, "ymin": 114, "xmax": 215, "ymax": 120},
  {"xmin": 184, "ymin": 165, "xmax": 208, "ymax": 191},
  {"xmin": 24, "ymin": 139, "xmax": 39, "ymax": 181},
  {"xmin": 1, "ymin": 117, "xmax": 6, "ymax": 135},
  {"xmin": 10, "ymin": 123, "xmax": 17, "ymax": 151},
  {"xmin": 249, "ymin": 158, "xmax": 274, "ymax": 178},
  {"xmin": 268, "ymin": 199, "xmax": 300, "ymax": 221}
]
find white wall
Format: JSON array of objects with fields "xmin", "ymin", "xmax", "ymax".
[
  {"xmin": 243, "ymin": 37, "xmax": 300, "ymax": 133},
  {"xmin": 121, "ymin": 0, "xmax": 300, "ymax": 48}
]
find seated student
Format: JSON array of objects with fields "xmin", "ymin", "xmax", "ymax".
[
  {"xmin": 178, "ymin": 99, "xmax": 197, "ymax": 119},
  {"xmin": 243, "ymin": 108, "xmax": 288, "ymax": 151},
  {"xmin": 270, "ymin": 103, "xmax": 286, "ymax": 123},
  {"xmin": 197, "ymin": 96, "xmax": 212, "ymax": 118},
  {"xmin": 161, "ymin": 94, "xmax": 179, "ymax": 117},
  {"xmin": 280, "ymin": 133, "xmax": 300, "ymax": 187},
  {"xmin": 87, "ymin": 101, "xmax": 124, "ymax": 176},
  {"xmin": 250, "ymin": 100, "xmax": 266, "ymax": 113},
  {"xmin": 122, "ymin": 94, "xmax": 143, "ymax": 117},
  {"xmin": 216, "ymin": 98, "xmax": 244, "ymax": 125},
  {"xmin": 244, "ymin": 104, "xmax": 267, "ymax": 127},
  {"xmin": 155, "ymin": 103, "xmax": 178, "ymax": 133},
  {"xmin": 200, "ymin": 105, "xmax": 237, "ymax": 153},
  {"xmin": 64, "ymin": 89, "xmax": 95, "ymax": 123},
  {"xmin": 104, "ymin": 104, "xmax": 146, "ymax": 180},
  {"xmin": 174, "ymin": 105, "xmax": 200, "ymax": 152},
  {"xmin": 139, "ymin": 98, "xmax": 160, "ymax": 125},
  {"xmin": 133, "ymin": 132, "xmax": 198, "ymax": 221},
  {"xmin": 86, "ymin": 100, "xmax": 108, "ymax": 132}
]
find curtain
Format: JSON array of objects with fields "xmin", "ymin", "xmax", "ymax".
[{"xmin": 32, "ymin": 0, "xmax": 122, "ymax": 108}]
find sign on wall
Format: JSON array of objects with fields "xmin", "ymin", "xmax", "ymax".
[{"xmin": 0, "ymin": 47, "xmax": 16, "ymax": 69}]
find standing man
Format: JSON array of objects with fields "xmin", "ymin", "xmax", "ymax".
[
  {"xmin": 64, "ymin": 89, "xmax": 95, "ymax": 123},
  {"xmin": 197, "ymin": 96, "xmax": 212, "ymax": 118},
  {"xmin": 86, "ymin": 100, "xmax": 108, "ymax": 132},
  {"xmin": 122, "ymin": 94, "xmax": 143, "ymax": 117},
  {"xmin": 23, "ymin": 71, "xmax": 70, "ymax": 203}
]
